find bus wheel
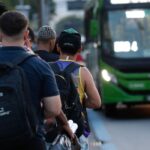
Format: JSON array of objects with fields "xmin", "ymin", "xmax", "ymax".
[{"xmin": 104, "ymin": 104, "xmax": 116, "ymax": 116}]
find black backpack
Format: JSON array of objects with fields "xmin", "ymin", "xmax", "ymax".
[
  {"xmin": 0, "ymin": 52, "xmax": 37, "ymax": 146},
  {"xmin": 50, "ymin": 62, "xmax": 84, "ymax": 137}
]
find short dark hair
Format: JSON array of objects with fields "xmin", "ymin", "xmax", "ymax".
[
  {"xmin": 58, "ymin": 28, "xmax": 81, "ymax": 55},
  {"xmin": 28, "ymin": 27, "xmax": 35, "ymax": 42},
  {"xmin": 0, "ymin": 11, "xmax": 28, "ymax": 36},
  {"xmin": 0, "ymin": 2, "xmax": 7, "ymax": 16},
  {"xmin": 37, "ymin": 25, "xmax": 56, "ymax": 44}
]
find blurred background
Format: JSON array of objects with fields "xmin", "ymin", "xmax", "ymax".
[
  {"xmin": 1, "ymin": 0, "xmax": 86, "ymax": 38},
  {"xmin": 1, "ymin": 0, "xmax": 150, "ymax": 150}
]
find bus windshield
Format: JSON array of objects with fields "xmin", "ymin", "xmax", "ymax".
[{"xmin": 103, "ymin": 9, "xmax": 150, "ymax": 58}]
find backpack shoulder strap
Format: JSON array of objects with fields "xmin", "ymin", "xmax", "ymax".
[
  {"xmin": 50, "ymin": 62, "xmax": 61, "ymax": 74},
  {"xmin": 50, "ymin": 62, "xmax": 83, "ymax": 74},
  {"xmin": 64, "ymin": 62, "xmax": 81, "ymax": 74},
  {"xmin": 12, "ymin": 52, "xmax": 37, "ymax": 66},
  {"xmin": 0, "ymin": 52, "xmax": 37, "ymax": 71}
]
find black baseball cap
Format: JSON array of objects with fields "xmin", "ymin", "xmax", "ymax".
[{"xmin": 58, "ymin": 28, "xmax": 81, "ymax": 52}]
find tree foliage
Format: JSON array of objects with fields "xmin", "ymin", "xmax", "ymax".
[
  {"xmin": 1, "ymin": 0, "xmax": 56, "ymax": 18},
  {"xmin": 1, "ymin": 0, "xmax": 56, "ymax": 28},
  {"xmin": 55, "ymin": 16, "xmax": 84, "ymax": 35},
  {"xmin": 47, "ymin": 0, "xmax": 55, "ymax": 14}
]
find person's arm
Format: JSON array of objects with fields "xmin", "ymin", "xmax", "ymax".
[
  {"xmin": 38, "ymin": 58, "xmax": 62, "ymax": 117},
  {"xmin": 57, "ymin": 110, "xmax": 75, "ymax": 140},
  {"xmin": 81, "ymin": 67, "xmax": 101, "ymax": 109},
  {"xmin": 39, "ymin": 59, "xmax": 74, "ymax": 138},
  {"xmin": 44, "ymin": 109, "xmax": 75, "ymax": 140},
  {"xmin": 43, "ymin": 95, "xmax": 62, "ymax": 118}
]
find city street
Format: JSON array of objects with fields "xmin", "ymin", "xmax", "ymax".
[{"xmin": 87, "ymin": 105, "xmax": 150, "ymax": 150}]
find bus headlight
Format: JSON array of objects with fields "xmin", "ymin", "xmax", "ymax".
[{"xmin": 101, "ymin": 69, "xmax": 118, "ymax": 84}]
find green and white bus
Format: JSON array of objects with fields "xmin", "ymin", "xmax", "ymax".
[{"xmin": 84, "ymin": 0, "xmax": 150, "ymax": 112}]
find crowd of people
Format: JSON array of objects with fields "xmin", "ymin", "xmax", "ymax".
[{"xmin": 0, "ymin": 2, "xmax": 101, "ymax": 150}]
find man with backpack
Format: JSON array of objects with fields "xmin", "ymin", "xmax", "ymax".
[
  {"xmin": 35, "ymin": 26, "xmax": 77, "ymax": 149},
  {"xmin": 0, "ymin": 11, "xmax": 62, "ymax": 150},
  {"xmin": 51, "ymin": 28, "xmax": 101, "ymax": 150}
]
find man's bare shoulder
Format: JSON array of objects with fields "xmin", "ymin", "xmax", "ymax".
[{"xmin": 80, "ymin": 66, "xmax": 93, "ymax": 79}]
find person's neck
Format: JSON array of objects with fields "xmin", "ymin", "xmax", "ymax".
[
  {"xmin": 37, "ymin": 44, "xmax": 49, "ymax": 52},
  {"xmin": 2, "ymin": 40, "xmax": 24, "ymax": 47},
  {"xmin": 60, "ymin": 54, "xmax": 76, "ymax": 61}
]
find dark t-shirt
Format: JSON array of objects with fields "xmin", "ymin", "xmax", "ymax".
[
  {"xmin": 35, "ymin": 50, "xmax": 59, "ymax": 62},
  {"xmin": 0, "ymin": 46, "xmax": 59, "ymax": 137}
]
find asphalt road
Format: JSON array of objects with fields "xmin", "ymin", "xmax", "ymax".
[{"xmin": 87, "ymin": 105, "xmax": 150, "ymax": 150}]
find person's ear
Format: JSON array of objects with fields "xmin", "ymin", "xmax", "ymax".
[
  {"xmin": 48, "ymin": 39, "xmax": 52, "ymax": 52},
  {"xmin": 24, "ymin": 29, "xmax": 29, "ymax": 41},
  {"xmin": 57, "ymin": 45, "xmax": 61, "ymax": 53},
  {"xmin": 0, "ymin": 32, "xmax": 3, "ymax": 42}
]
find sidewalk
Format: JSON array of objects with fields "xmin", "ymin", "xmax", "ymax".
[
  {"xmin": 87, "ymin": 109, "xmax": 102, "ymax": 150},
  {"xmin": 87, "ymin": 109, "xmax": 117, "ymax": 150},
  {"xmin": 89, "ymin": 132, "xmax": 102, "ymax": 150}
]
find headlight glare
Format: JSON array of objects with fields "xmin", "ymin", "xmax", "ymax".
[{"xmin": 101, "ymin": 69, "xmax": 118, "ymax": 84}]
